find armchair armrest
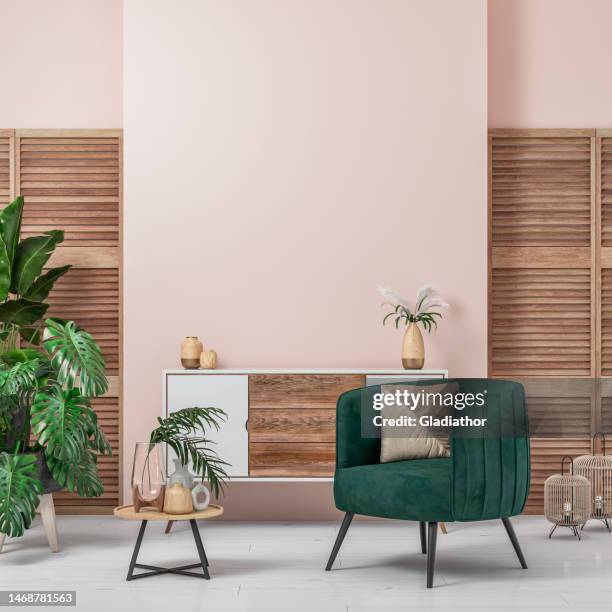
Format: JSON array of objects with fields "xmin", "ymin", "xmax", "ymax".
[
  {"xmin": 451, "ymin": 379, "xmax": 530, "ymax": 521},
  {"xmin": 335, "ymin": 387, "xmax": 381, "ymax": 469}
]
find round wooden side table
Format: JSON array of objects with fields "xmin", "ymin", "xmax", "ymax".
[{"xmin": 114, "ymin": 504, "xmax": 224, "ymax": 581}]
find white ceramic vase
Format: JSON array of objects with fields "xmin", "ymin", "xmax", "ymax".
[
  {"xmin": 191, "ymin": 483, "xmax": 211, "ymax": 510},
  {"xmin": 169, "ymin": 459, "xmax": 194, "ymax": 489}
]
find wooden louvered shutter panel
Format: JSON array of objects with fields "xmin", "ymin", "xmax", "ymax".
[
  {"xmin": 600, "ymin": 132, "xmax": 612, "ymax": 377},
  {"xmin": 489, "ymin": 129, "xmax": 596, "ymax": 514},
  {"xmin": 16, "ymin": 130, "xmax": 122, "ymax": 513},
  {"xmin": 599, "ymin": 131, "xmax": 612, "ymax": 440},
  {"xmin": 0, "ymin": 130, "xmax": 14, "ymax": 206}
]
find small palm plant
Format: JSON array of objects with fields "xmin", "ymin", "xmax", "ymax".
[
  {"xmin": 0, "ymin": 320, "xmax": 111, "ymax": 538},
  {"xmin": 379, "ymin": 285, "xmax": 449, "ymax": 332},
  {"xmin": 150, "ymin": 407, "xmax": 230, "ymax": 498}
]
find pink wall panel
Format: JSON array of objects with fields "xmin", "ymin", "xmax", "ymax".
[
  {"xmin": 489, "ymin": 0, "xmax": 612, "ymax": 127},
  {"xmin": 123, "ymin": 0, "xmax": 487, "ymax": 517},
  {"xmin": 0, "ymin": 0, "xmax": 122, "ymax": 128}
]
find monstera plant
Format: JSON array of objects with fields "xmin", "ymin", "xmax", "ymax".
[
  {"xmin": 0, "ymin": 196, "xmax": 111, "ymax": 539},
  {"xmin": 0, "ymin": 321, "xmax": 111, "ymax": 538}
]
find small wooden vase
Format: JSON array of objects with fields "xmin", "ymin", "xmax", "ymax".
[
  {"xmin": 402, "ymin": 322, "xmax": 424, "ymax": 369},
  {"xmin": 181, "ymin": 336, "xmax": 203, "ymax": 369},
  {"xmin": 200, "ymin": 349, "xmax": 217, "ymax": 369},
  {"xmin": 163, "ymin": 483, "xmax": 194, "ymax": 514},
  {"xmin": 132, "ymin": 485, "xmax": 166, "ymax": 513}
]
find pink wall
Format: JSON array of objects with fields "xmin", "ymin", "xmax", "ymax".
[
  {"xmin": 6, "ymin": 0, "xmax": 612, "ymax": 518},
  {"xmin": 123, "ymin": 0, "xmax": 487, "ymax": 517},
  {"xmin": 488, "ymin": 0, "xmax": 612, "ymax": 127},
  {"xmin": 0, "ymin": 0, "xmax": 122, "ymax": 128}
]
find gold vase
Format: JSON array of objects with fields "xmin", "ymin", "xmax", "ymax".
[
  {"xmin": 402, "ymin": 322, "xmax": 424, "ymax": 369},
  {"xmin": 181, "ymin": 336, "xmax": 203, "ymax": 369}
]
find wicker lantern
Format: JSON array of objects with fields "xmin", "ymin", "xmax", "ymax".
[
  {"xmin": 544, "ymin": 456, "xmax": 591, "ymax": 540},
  {"xmin": 574, "ymin": 432, "xmax": 612, "ymax": 532}
]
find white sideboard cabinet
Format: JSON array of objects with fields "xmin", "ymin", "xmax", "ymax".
[{"xmin": 163, "ymin": 369, "xmax": 447, "ymax": 481}]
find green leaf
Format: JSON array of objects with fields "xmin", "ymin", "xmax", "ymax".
[
  {"xmin": 0, "ymin": 360, "xmax": 43, "ymax": 395},
  {"xmin": 46, "ymin": 451, "xmax": 104, "ymax": 497},
  {"xmin": 0, "ymin": 196, "xmax": 24, "ymax": 267},
  {"xmin": 42, "ymin": 319, "xmax": 108, "ymax": 397},
  {"xmin": 149, "ymin": 407, "xmax": 229, "ymax": 498},
  {"xmin": 24, "ymin": 265, "xmax": 70, "ymax": 302},
  {"xmin": 0, "ymin": 451, "xmax": 43, "ymax": 538},
  {"xmin": 0, "ymin": 197, "xmax": 25, "ymax": 301},
  {"xmin": 0, "ymin": 348, "xmax": 44, "ymax": 366},
  {"xmin": 0, "ymin": 299, "xmax": 48, "ymax": 327},
  {"xmin": 19, "ymin": 326, "xmax": 42, "ymax": 345},
  {"xmin": 86, "ymin": 411, "xmax": 112, "ymax": 456},
  {"xmin": 30, "ymin": 386, "xmax": 95, "ymax": 462},
  {"xmin": 0, "ymin": 237, "xmax": 10, "ymax": 302},
  {"xmin": 11, "ymin": 230, "xmax": 64, "ymax": 295},
  {"xmin": 0, "ymin": 394, "xmax": 19, "ymax": 442},
  {"xmin": 382, "ymin": 311, "xmax": 395, "ymax": 326}
]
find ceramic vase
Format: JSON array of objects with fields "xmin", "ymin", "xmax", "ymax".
[
  {"xmin": 169, "ymin": 458, "xmax": 194, "ymax": 489},
  {"xmin": 402, "ymin": 322, "xmax": 424, "ymax": 369},
  {"xmin": 163, "ymin": 483, "xmax": 193, "ymax": 514},
  {"xmin": 191, "ymin": 483, "xmax": 211, "ymax": 510},
  {"xmin": 181, "ymin": 336, "xmax": 203, "ymax": 369},
  {"xmin": 200, "ymin": 349, "xmax": 218, "ymax": 369}
]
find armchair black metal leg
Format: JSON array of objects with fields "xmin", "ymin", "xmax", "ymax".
[
  {"xmin": 426, "ymin": 522, "xmax": 437, "ymax": 588},
  {"xmin": 501, "ymin": 517, "xmax": 528, "ymax": 569},
  {"xmin": 325, "ymin": 512, "xmax": 354, "ymax": 571},
  {"xmin": 189, "ymin": 520, "xmax": 210, "ymax": 579},
  {"xmin": 127, "ymin": 520, "xmax": 148, "ymax": 581},
  {"xmin": 419, "ymin": 522, "xmax": 427, "ymax": 554}
]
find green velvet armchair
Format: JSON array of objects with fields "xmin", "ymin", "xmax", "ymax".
[{"xmin": 325, "ymin": 378, "xmax": 530, "ymax": 588}]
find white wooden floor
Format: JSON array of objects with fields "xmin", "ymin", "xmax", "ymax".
[{"xmin": 1, "ymin": 516, "xmax": 611, "ymax": 611}]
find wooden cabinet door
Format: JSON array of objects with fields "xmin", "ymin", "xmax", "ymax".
[
  {"xmin": 166, "ymin": 374, "xmax": 249, "ymax": 477},
  {"xmin": 248, "ymin": 374, "xmax": 365, "ymax": 477}
]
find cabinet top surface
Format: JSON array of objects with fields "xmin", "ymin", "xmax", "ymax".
[{"xmin": 163, "ymin": 368, "xmax": 448, "ymax": 375}]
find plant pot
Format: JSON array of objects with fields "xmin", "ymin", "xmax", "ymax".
[
  {"xmin": 2, "ymin": 405, "xmax": 28, "ymax": 454},
  {"xmin": 3, "ymin": 407, "xmax": 62, "ymax": 494},
  {"xmin": 34, "ymin": 450, "xmax": 63, "ymax": 494},
  {"xmin": 402, "ymin": 322, "xmax": 424, "ymax": 369}
]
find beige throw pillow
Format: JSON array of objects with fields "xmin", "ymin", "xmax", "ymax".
[{"xmin": 379, "ymin": 382, "xmax": 458, "ymax": 463}]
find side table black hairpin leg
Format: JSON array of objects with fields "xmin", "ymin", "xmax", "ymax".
[{"xmin": 126, "ymin": 519, "xmax": 211, "ymax": 580}]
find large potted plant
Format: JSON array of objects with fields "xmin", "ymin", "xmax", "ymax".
[{"xmin": 0, "ymin": 196, "xmax": 111, "ymax": 539}]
